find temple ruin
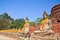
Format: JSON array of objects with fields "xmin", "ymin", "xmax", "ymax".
[{"xmin": 51, "ymin": 4, "xmax": 60, "ymax": 33}]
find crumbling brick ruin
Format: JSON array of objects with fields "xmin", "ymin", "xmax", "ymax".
[{"xmin": 51, "ymin": 4, "xmax": 60, "ymax": 33}]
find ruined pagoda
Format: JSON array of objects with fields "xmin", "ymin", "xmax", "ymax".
[{"xmin": 51, "ymin": 4, "xmax": 60, "ymax": 34}]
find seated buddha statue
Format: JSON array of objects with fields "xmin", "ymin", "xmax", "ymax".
[
  {"xmin": 23, "ymin": 17, "xmax": 30, "ymax": 34},
  {"xmin": 40, "ymin": 11, "xmax": 52, "ymax": 32}
]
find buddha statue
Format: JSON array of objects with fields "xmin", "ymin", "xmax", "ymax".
[
  {"xmin": 24, "ymin": 17, "xmax": 30, "ymax": 34},
  {"xmin": 40, "ymin": 11, "xmax": 52, "ymax": 32}
]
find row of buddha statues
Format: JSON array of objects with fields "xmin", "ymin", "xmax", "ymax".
[
  {"xmin": 22, "ymin": 4, "xmax": 60, "ymax": 39},
  {"xmin": 23, "ymin": 11, "xmax": 52, "ymax": 33}
]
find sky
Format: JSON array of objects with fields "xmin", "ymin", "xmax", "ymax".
[{"xmin": 0, "ymin": 0, "xmax": 60, "ymax": 21}]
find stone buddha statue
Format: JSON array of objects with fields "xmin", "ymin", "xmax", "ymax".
[
  {"xmin": 40, "ymin": 11, "xmax": 52, "ymax": 32},
  {"xmin": 24, "ymin": 17, "xmax": 30, "ymax": 34}
]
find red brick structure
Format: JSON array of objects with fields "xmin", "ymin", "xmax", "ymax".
[
  {"xmin": 51, "ymin": 4, "xmax": 60, "ymax": 34},
  {"xmin": 29, "ymin": 26, "xmax": 35, "ymax": 34}
]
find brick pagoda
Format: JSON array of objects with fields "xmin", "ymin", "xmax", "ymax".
[{"xmin": 51, "ymin": 4, "xmax": 60, "ymax": 33}]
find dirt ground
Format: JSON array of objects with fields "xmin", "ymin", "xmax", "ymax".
[{"xmin": 0, "ymin": 35, "xmax": 17, "ymax": 40}]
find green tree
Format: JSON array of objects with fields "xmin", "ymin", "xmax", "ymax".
[
  {"xmin": 29, "ymin": 22, "xmax": 35, "ymax": 26},
  {"xmin": 0, "ymin": 18, "xmax": 9, "ymax": 30},
  {"xmin": 34, "ymin": 18, "xmax": 43, "ymax": 25},
  {"xmin": 14, "ymin": 18, "xmax": 25, "ymax": 29}
]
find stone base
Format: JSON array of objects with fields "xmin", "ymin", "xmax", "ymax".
[{"xmin": 30, "ymin": 30, "xmax": 60, "ymax": 40}]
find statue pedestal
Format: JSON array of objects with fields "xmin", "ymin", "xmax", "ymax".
[{"xmin": 30, "ymin": 29, "xmax": 59, "ymax": 40}]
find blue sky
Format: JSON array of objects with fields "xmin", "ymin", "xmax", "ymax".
[{"xmin": 0, "ymin": 0, "xmax": 60, "ymax": 21}]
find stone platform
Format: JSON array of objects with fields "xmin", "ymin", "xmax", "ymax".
[{"xmin": 30, "ymin": 30, "xmax": 60, "ymax": 40}]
